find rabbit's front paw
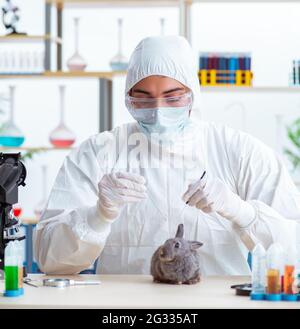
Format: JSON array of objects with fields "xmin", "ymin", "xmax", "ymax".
[{"xmin": 183, "ymin": 276, "xmax": 201, "ymax": 285}]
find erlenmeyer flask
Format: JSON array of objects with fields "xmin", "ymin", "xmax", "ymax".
[
  {"xmin": 0, "ymin": 86, "xmax": 25, "ymax": 147},
  {"xmin": 49, "ymin": 85, "xmax": 76, "ymax": 147},
  {"xmin": 34, "ymin": 165, "xmax": 48, "ymax": 219},
  {"xmin": 109, "ymin": 18, "xmax": 128, "ymax": 71},
  {"xmin": 67, "ymin": 17, "xmax": 87, "ymax": 72}
]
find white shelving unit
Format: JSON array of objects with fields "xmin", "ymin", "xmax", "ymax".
[{"xmin": 201, "ymin": 86, "xmax": 300, "ymax": 92}]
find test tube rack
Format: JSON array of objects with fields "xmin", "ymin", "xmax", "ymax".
[
  {"xmin": 198, "ymin": 69, "xmax": 253, "ymax": 86},
  {"xmin": 250, "ymin": 292, "xmax": 299, "ymax": 302}
]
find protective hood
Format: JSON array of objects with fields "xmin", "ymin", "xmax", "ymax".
[{"xmin": 125, "ymin": 36, "xmax": 201, "ymax": 116}]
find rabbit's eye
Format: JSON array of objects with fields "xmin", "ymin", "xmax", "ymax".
[{"xmin": 175, "ymin": 242, "xmax": 180, "ymax": 248}]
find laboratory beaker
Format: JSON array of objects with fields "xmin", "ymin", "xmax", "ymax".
[
  {"xmin": 0, "ymin": 86, "xmax": 25, "ymax": 147},
  {"xmin": 49, "ymin": 85, "xmax": 76, "ymax": 147},
  {"xmin": 67, "ymin": 17, "xmax": 87, "ymax": 72},
  {"xmin": 109, "ymin": 18, "xmax": 128, "ymax": 71},
  {"xmin": 34, "ymin": 165, "xmax": 48, "ymax": 219}
]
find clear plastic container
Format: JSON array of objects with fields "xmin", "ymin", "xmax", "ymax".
[
  {"xmin": 283, "ymin": 246, "xmax": 297, "ymax": 296},
  {"xmin": 4, "ymin": 240, "xmax": 23, "ymax": 297},
  {"xmin": 251, "ymin": 243, "xmax": 266, "ymax": 300},
  {"xmin": 266, "ymin": 243, "xmax": 284, "ymax": 300}
]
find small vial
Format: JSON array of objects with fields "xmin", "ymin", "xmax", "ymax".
[
  {"xmin": 266, "ymin": 243, "xmax": 284, "ymax": 301},
  {"xmin": 251, "ymin": 243, "xmax": 266, "ymax": 300}
]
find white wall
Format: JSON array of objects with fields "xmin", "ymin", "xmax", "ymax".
[{"xmin": 0, "ymin": 0, "xmax": 300, "ymax": 218}]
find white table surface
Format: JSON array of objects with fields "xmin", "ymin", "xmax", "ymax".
[{"xmin": 0, "ymin": 274, "xmax": 299, "ymax": 309}]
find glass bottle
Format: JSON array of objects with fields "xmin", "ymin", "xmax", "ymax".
[
  {"xmin": 67, "ymin": 17, "xmax": 87, "ymax": 71},
  {"xmin": 49, "ymin": 85, "xmax": 76, "ymax": 148},
  {"xmin": 109, "ymin": 18, "xmax": 128, "ymax": 71},
  {"xmin": 0, "ymin": 85, "xmax": 25, "ymax": 147}
]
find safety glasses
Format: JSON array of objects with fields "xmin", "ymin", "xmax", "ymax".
[{"xmin": 125, "ymin": 91, "xmax": 193, "ymax": 110}]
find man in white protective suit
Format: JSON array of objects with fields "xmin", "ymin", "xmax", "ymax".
[{"xmin": 34, "ymin": 36, "xmax": 300, "ymax": 275}]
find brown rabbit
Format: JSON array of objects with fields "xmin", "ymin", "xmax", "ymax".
[{"xmin": 150, "ymin": 224, "xmax": 203, "ymax": 285}]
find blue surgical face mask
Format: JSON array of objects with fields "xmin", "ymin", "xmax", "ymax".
[{"xmin": 129, "ymin": 106, "xmax": 191, "ymax": 140}]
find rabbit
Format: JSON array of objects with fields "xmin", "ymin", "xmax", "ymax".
[{"xmin": 150, "ymin": 223, "xmax": 203, "ymax": 285}]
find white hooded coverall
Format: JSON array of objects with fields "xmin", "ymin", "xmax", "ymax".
[{"xmin": 34, "ymin": 36, "xmax": 300, "ymax": 275}]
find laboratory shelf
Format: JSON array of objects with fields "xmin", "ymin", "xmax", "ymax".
[
  {"xmin": 0, "ymin": 34, "xmax": 62, "ymax": 44},
  {"xmin": 46, "ymin": 0, "xmax": 300, "ymax": 5},
  {"xmin": 0, "ymin": 146, "xmax": 74, "ymax": 151},
  {"xmin": 192, "ymin": 0, "xmax": 300, "ymax": 2},
  {"xmin": 0, "ymin": 71, "xmax": 126, "ymax": 79},
  {"xmin": 201, "ymin": 86, "xmax": 300, "ymax": 92},
  {"xmin": 46, "ymin": 0, "xmax": 180, "ymax": 7}
]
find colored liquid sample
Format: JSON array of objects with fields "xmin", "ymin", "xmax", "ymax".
[
  {"xmin": 283, "ymin": 265, "xmax": 295, "ymax": 295},
  {"xmin": 5, "ymin": 266, "xmax": 19, "ymax": 291},
  {"xmin": 266, "ymin": 269, "xmax": 281, "ymax": 294},
  {"xmin": 50, "ymin": 139, "xmax": 75, "ymax": 147},
  {"xmin": 13, "ymin": 207, "xmax": 22, "ymax": 217},
  {"xmin": 0, "ymin": 136, "xmax": 25, "ymax": 147}
]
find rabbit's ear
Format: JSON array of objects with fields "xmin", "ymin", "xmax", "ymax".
[
  {"xmin": 189, "ymin": 241, "xmax": 203, "ymax": 250},
  {"xmin": 175, "ymin": 224, "xmax": 184, "ymax": 238}
]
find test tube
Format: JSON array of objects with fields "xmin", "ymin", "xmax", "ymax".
[
  {"xmin": 250, "ymin": 243, "xmax": 266, "ymax": 300},
  {"xmin": 266, "ymin": 243, "xmax": 284, "ymax": 301},
  {"xmin": 282, "ymin": 246, "xmax": 297, "ymax": 301},
  {"xmin": 4, "ymin": 241, "xmax": 23, "ymax": 297}
]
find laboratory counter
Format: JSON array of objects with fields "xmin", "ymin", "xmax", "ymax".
[{"xmin": 0, "ymin": 274, "xmax": 299, "ymax": 309}]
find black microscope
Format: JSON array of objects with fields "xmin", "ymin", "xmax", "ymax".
[{"xmin": 0, "ymin": 153, "xmax": 26, "ymax": 280}]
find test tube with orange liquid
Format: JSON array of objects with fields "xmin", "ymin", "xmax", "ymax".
[
  {"xmin": 282, "ymin": 247, "xmax": 298, "ymax": 301},
  {"xmin": 266, "ymin": 243, "xmax": 284, "ymax": 301}
]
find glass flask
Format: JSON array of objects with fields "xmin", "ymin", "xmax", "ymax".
[
  {"xmin": 34, "ymin": 165, "xmax": 48, "ymax": 219},
  {"xmin": 0, "ymin": 86, "xmax": 25, "ymax": 147},
  {"xmin": 49, "ymin": 85, "xmax": 76, "ymax": 147},
  {"xmin": 109, "ymin": 18, "xmax": 128, "ymax": 71},
  {"xmin": 66, "ymin": 17, "xmax": 87, "ymax": 72}
]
